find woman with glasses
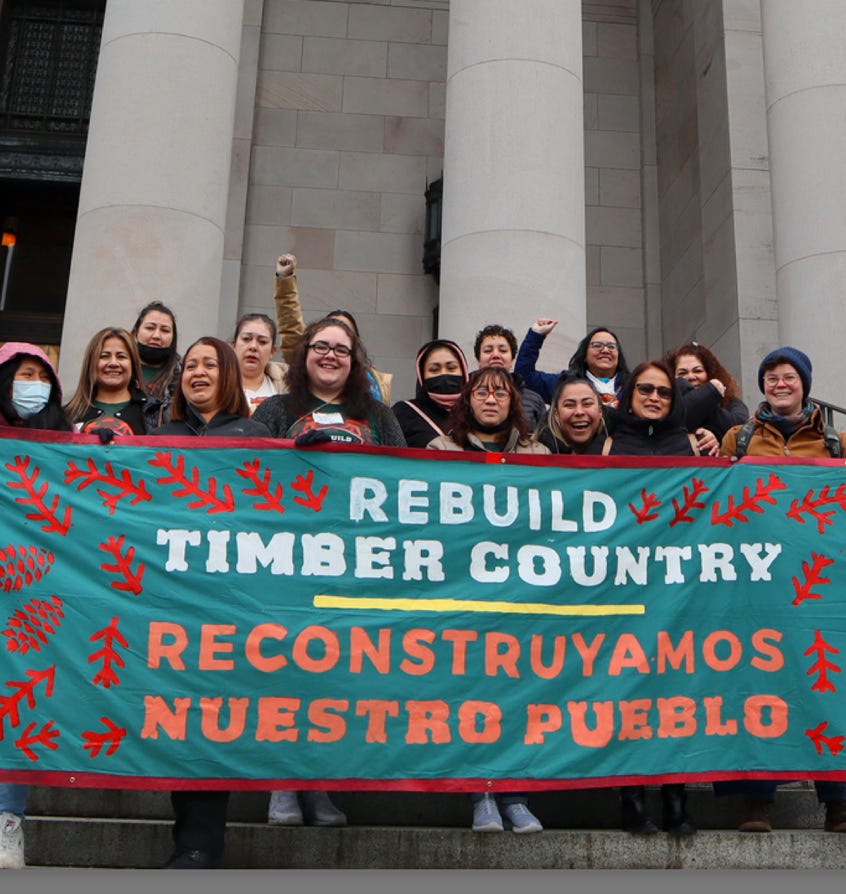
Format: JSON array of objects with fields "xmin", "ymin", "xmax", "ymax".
[
  {"xmin": 252, "ymin": 317, "xmax": 405, "ymax": 447},
  {"xmin": 515, "ymin": 321, "xmax": 630, "ymax": 408},
  {"xmin": 427, "ymin": 367, "xmax": 549, "ymax": 455},
  {"xmin": 601, "ymin": 360, "xmax": 699, "ymax": 836},
  {"xmin": 428, "ymin": 367, "xmax": 547, "ymax": 833},
  {"xmin": 715, "ymin": 346, "xmax": 846, "ymax": 834},
  {"xmin": 252, "ymin": 317, "xmax": 404, "ymax": 827}
]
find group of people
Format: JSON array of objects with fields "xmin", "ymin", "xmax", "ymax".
[{"xmin": 0, "ymin": 249, "xmax": 843, "ymax": 869}]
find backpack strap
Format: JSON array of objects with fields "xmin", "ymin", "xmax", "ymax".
[
  {"xmin": 402, "ymin": 400, "xmax": 446, "ymax": 439},
  {"xmin": 823, "ymin": 423, "xmax": 842, "ymax": 458},
  {"xmin": 733, "ymin": 420, "xmax": 755, "ymax": 459},
  {"xmin": 602, "ymin": 436, "xmax": 613, "ymax": 456}
]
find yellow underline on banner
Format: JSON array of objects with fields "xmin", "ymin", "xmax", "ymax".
[{"xmin": 313, "ymin": 595, "xmax": 645, "ymax": 616}]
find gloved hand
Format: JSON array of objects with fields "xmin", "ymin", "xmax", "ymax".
[
  {"xmin": 95, "ymin": 427, "xmax": 117, "ymax": 445},
  {"xmin": 295, "ymin": 429, "xmax": 332, "ymax": 447}
]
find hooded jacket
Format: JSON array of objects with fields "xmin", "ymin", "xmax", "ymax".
[
  {"xmin": 391, "ymin": 339, "xmax": 470, "ymax": 448},
  {"xmin": 153, "ymin": 403, "xmax": 271, "ymax": 438},
  {"xmin": 0, "ymin": 342, "xmax": 71, "ymax": 431},
  {"xmin": 604, "ymin": 377, "xmax": 698, "ymax": 457}
]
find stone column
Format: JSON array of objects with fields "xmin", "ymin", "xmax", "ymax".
[
  {"xmin": 58, "ymin": 0, "xmax": 244, "ymax": 387},
  {"xmin": 761, "ymin": 0, "xmax": 846, "ymax": 404},
  {"xmin": 437, "ymin": 0, "xmax": 585, "ymax": 368}
]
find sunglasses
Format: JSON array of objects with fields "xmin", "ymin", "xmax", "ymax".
[{"xmin": 634, "ymin": 382, "xmax": 673, "ymax": 399}]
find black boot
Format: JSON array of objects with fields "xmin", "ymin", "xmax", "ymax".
[
  {"xmin": 662, "ymin": 784, "xmax": 696, "ymax": 835},
  {"xmin": 620, "ymin": 786, "xmax": 658, "ymax": 834}
]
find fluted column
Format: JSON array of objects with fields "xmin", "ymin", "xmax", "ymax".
[
  {"xmin": 437, "ymin": 0, "xmax": 586, "ymax": 366},
  {"xmin": 761, "ymin": 0, "xmax": 846, "ymax": 403},
  {"xmin": 59, "ymin": 0, "xmax": 244, "ymax": 386}
]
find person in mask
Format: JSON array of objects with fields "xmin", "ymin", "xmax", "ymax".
[
  {"xmin": 0, "ymin": 343, "xmax": 71, "ymax": 432},
  {"xmin": 130, "ymin": 300, "xmax": 181, "ymax": 429},
  {"xmin": 0, "ymin": 343, "xmax": 70, "ymax": 869},
  {"xmin": 392, "ymin": 339, "xmax": 470, "ymax": 448}
]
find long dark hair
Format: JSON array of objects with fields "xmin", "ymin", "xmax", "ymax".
[
  {"xmin": 131, "ymin": 301, "xmax": 180, "ymax": 396},
  {"xmin": 170, "ymin": 337, "xmax": 249, "ymax": 421},
  {"xmin": 0, "ymin": 352, "xmax": 71, "ymax": 431},
  {"xmin": 447, "ymin": 368, "xmax": 528, "ymax": 448},
  {"xmin": 285, "ymin": 317, "xmax": 374, "ymax": 419},
  {"xmin": 539, "ymin": 371, "xmax": 605, "ymax": 449},
  {"xmin": 663, "ymin": 341, "xmax": 740, "ymax": 405},
  {"xmin": 569, "ymin": 326, "xmax": 630, "ymax": 379}
]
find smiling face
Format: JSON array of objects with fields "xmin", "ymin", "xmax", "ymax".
[
  {"xmin": 555, "ymin": 382, "xmax": 602, "ymax": 446},
  {"xmin": 630, "ymin": 366, "xmax": 673, "ymax": 421},
  {"xmin": 762, "ymin": 362, "xmax": 803, "ymax": 417},
  {"xmin": 134, "ymin": 310, "xmax": 174, "ymax": 349},
  {"xmin": 477, "ymin": 335, "xmax": 514, "ymax": 370},
  {"xmin": 95, "ymin": 337, "xmax": 132, "ymax": 395},
  {"xmin": 305, "ymin": 324, "xmax": 353, "ymax": 401},
  {"xmin": 585, "ymin": 330, "xmax": 619, "ymax": 378},
  {"xmin": 423, "ymin": 347, "xmax": 462, "ymax": 380},
  {"xmin": 674, "ymin": 353, "xmax": 708, "ymax": 387},
  {"xmin": 233, "ymin": 320, "xmax": 274, "ymax": 383},
  {"xmin": 182, "ymin": 343, "xmax": 221, "ymax": 419}
]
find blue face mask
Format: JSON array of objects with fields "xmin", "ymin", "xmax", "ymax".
[{"xmin": 11, "ymin": 380, "xmax": 51, "ymax": 419}]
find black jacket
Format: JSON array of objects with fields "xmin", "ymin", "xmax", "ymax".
[
  {"xmin": 153, "ymin": 405, "xmax": 270, "ymax": 438},
  {"xmin": 605, "ymin": 380, "xmax": 696, "ymax": 457}
]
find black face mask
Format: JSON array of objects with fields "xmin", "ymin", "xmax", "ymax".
[
  {"xmin": 474, "ymin": 418, "xmax": 511, "ymax": 435},
  {"xmin": 137, "ymin": 342, "xmax": 172, "ymax": 366},
  {"xmin": 425, "ymin": 374, "xmax": 464, "ymax": 395}
]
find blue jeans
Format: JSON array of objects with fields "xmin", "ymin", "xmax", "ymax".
[
  {"xmin": 713, "ymin": 779, "xmax": 846, "ymax": 803},
  {"xmin": 0, "ymin": 783, "xmax": 28, "ymax": 818}
]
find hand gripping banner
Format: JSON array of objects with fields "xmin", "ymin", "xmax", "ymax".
[{"xmin": 1, "ymin": 429, "xmax": 846, "ymax": 792}]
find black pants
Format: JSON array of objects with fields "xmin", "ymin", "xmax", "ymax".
[{"xmin": 170, "ymin": 790, "xmax": 230, "ymax": 861}]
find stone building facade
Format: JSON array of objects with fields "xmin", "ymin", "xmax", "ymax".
[{"xmin": 2, "ymin": 0, "xmax": 840, "ymax": 410}]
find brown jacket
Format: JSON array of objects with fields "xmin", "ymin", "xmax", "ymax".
[
  {"xmin": 428, "ymin": 429, "xmax": 551, "ymax": 454},
  {"xmin": 720, "ymin": 405, "xmax": 846, "ymax": 458}
]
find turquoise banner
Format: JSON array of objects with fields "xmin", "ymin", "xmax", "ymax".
[{"xmin": 1, "ymin": 429, "xmax": 845, "ymax": 791}]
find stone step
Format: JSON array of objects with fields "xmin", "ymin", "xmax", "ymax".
[{"xmin": 17, "ymin": 783, "xmax": 844, "ymax": 869}]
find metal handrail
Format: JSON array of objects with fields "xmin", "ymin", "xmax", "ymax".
[{"xmin": 812, "ymin": 396, "xmax": 846, "ymax": 428}]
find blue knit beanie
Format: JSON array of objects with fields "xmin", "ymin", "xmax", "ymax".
[{"xmin": 758, "ymin": 346, "xmax": 812, "ymax": 397}]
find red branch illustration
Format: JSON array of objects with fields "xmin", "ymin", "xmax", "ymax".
[
  {"xmin": 786, "ymin": 484, "xmax": 846, "ymax": 534},
  {"xmin": 806, "ymin": 721, "xmax": 845, "ymax": 757},
  {"xmin": 627, "ymin": 489, "xmax": 661, "ymax": 524},
  {"xmin": 0, "ymin": 666, "xmax": 55, "ymax": 739},
  {"xmin": 15, "ymin": 720, "xmax": 59, "ymax": 761},
  {"xmin": 290, "ymin": 470, "xmax": 328, "ymax": 512},
  {"xmin": 88, "ymin": 617, "xmax": 128, "ymax": 689},
  {"xmin": 237, "ymin": 459, "xmax": 285, "ymax": 513},
  {"xmin": 4, "ymin": 455, "xmax": 71, "ymax": 535},
  {"xmin": 710, "ymin": 473, "xmax": 787, "ymax": 527},
  {"xmin": 669, "ymin": 477, "xmax": 709, "ymax": 527},
  {"xmin": 98, "ymin": 536, "xmax": 144, "ymax": 595},
  {"xmin": 791, "ymin": 552, "xmax": 834, "ymax": 606},
  {"xmin": 0, "ymin": 544, "xmax": 54, "ymax": 592},
  {"xmin": 805, "ymin": 630, "xmax": 840, "ymax": 694},
  {"xmin": 3, "ymin": 596, "xmax": 64, "ymax": 654},
  {"xmin": 82, "ymin": 717, "xmax": 126, "ymax": 758},
  {"xmin": 148, "ymin": 451, "xmax": 234, "ymax": 513},
  {"xmin": 64, "ymin": 457, "xmax": 152, "ymax": 515}
]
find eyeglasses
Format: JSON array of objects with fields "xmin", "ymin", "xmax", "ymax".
[
  {"xmin": 763, "ymin": 373, "xmax": 800, "ymax": 387},
  {"xmin": 589, "ymin": 341, "xmax": 618, "ymax": 352},
  {"xmin": 472, "ymin": 388, "xmax": 510, "ymax": 401},
  {"xmin": 634, "ymin": 382, "xmax": 673, "ymax": 399},
  {"xmin": 309, "ymin": 341, "xmax": 352, "ymax": 358}
]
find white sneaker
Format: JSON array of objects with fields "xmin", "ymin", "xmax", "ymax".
[
  {"xmin": 471, "ymin": 793, "xmax": 504, "ymax": 832},
  {"xmin": 267, "ymin": 790, "xmax": 303, "ymax": 825},
  {"xmin": 0, "ymin": 812, "xmax": 24, "ymax": 869},
  {"xmin": 502, "ymin": 802, "xmax": 543, "ymax": 834}
]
